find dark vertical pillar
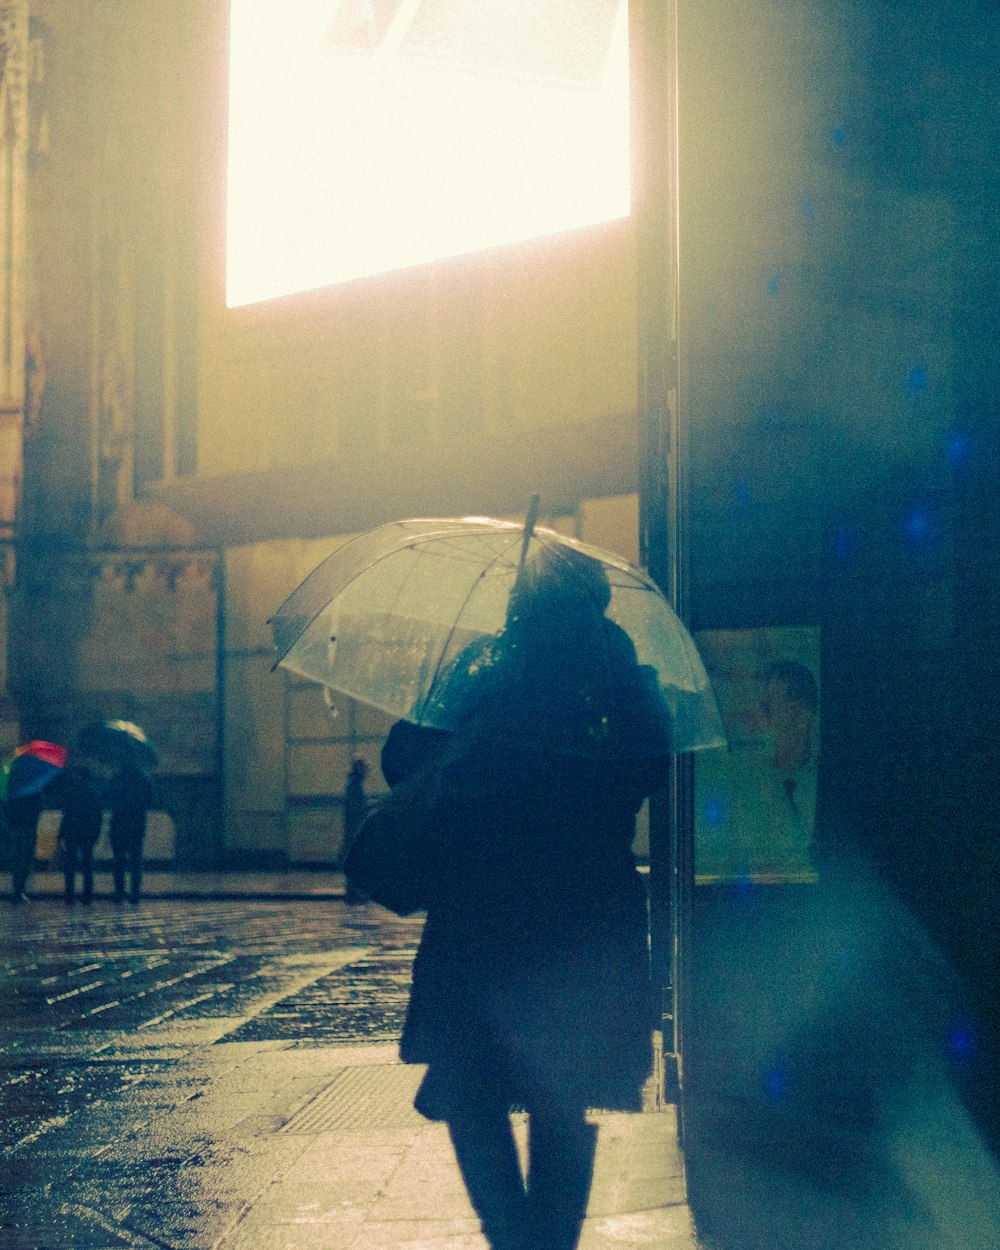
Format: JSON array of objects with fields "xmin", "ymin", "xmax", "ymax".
[{"xmin": 631, "ymin": 0, "xmax": 690, "ymax": 1097}]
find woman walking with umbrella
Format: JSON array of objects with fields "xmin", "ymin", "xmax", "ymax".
[
  {"xmin": 273, "ymin": 507, "xmax": 723, "ymax": 1250},
  {"xmin": 363, "ymin": 549, "xmax": 676, "ymax": 1250}
]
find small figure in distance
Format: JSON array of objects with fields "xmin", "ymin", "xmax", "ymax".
[
  {"xmin": 105, "ymin": 760, "xmax": 154, "ymax": 904},
  {"xmin": 4, "ymin": 789, "xmax": 45, "ymax": 905},
  {"xmin": 53, "ymin": 762, "xmax": 104, "ymax": 905},
  {"xmin": 342, "ymin": 756, "xmax": 369, "ymax": 905}
]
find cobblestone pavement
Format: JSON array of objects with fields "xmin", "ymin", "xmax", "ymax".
[
  {"xmin": 0, "ymin": 900, "xmax": 426, "ymax": 1246},
  {"xmin": 13, "ymin": 889, "xmax": 988, "ymax": 1249},
  {"xmin": 0, "ymin": 899, "xmax": 422, "ymax": 1052},
  {"xmin": 0, "ymin": 898, "xmax": 695, "ymax": 1250}
]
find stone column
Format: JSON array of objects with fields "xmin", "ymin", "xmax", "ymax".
[{"xmin": 0, "ymin": 0, "xmax": 28, "ymax": 751}]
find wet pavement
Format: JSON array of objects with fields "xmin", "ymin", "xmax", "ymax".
[
  {"xmin": 682, "ymin": 868, "xmax": 1000, "ymax": 1250},
  {"xmin": 1, "ymin": 894, "xmax": 695, "ymax": 1249},
  {"xmin": 6, "ymin": 875, "xmax": 998, "ymax": 1249}
]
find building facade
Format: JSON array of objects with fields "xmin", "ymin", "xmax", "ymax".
[{"xmin": 2, "ymin": 0, "xmax": 998, "ymax": 1144}]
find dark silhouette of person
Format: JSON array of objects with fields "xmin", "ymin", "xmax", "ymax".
[
  {"xmin": 105, "ymin": 762, "xmax": 153, "ymax": 904},
  {"xmin": 53, "ymin": 764, "xmax": 104, "ymax": 905},
  {"xmin": 379, "ymin": 545, "xmax": 670, "ymax": 1250},
  {"xmin": 4, "ymin": 789, "xmax": 45, "ymax": 904},
  {"xmin": 341, "ymin": 756, "xmax": 370, "ymax": 904}
]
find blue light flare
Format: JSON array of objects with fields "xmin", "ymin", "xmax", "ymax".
[
  {"xmin": 946, "ymin": 1019, "xmax": 976, "ymax": 1065},
  {"xmin": 946, "ymin": 429, "xmax": 970, "ymax": 466},
  {"xmin": 907, "ymin": 363, "xmax": 929, "ymax": 396},
  {"xmin": 831, "ymin": 525, "xmax": 854, "ymax": 560},
  {"xmin": 734, "ymin": 872, "xmax": 754, "ymax": 898},
  {"xmin": 765, "ymin": 1066, "xmax": 788, "ymax": 1101},
  {"xmin": 703, "ymin": 796, "xmax": 724, "ymax": 827},
  {"xmin": 906, "ymin": 506, "xmax": 931, "ymax": 544}
]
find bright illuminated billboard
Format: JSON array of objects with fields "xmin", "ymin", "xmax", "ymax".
[{"xmin": 227, "ymin": 0, "xmax": 630, "ymax": 307}]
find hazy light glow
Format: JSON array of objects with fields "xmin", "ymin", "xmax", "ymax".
[{"xmin": 227, "ymin": 0, "xmax": 631, "ymax": 307}]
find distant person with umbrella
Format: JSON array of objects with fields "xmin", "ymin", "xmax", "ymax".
[
  {"xmin": 5, "ymin": 790, "xmax": 46, "ymax": 905},
  {"xmin": 106, "ymin": 761, "xmax": 154, "ymax": 904},
  {"xmin": 50, "ymin": 762, "xmax": 104, "ymax": 905},
  {"xmin": 79, "ymin": 721, "xmax": 157, "ymax": 905},
  {"xmin": 2, "ymin": 742, "xmax": 68, "ymax": 904}
]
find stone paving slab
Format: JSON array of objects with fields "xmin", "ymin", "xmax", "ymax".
[
  {"xmin": 215, "ymin": 1104, "xmax": 695, "ymax": 1250},
  {"xmin": 1, "ymin": 898, "xmax": 698, "ymax": 1250},
  {"xmin": 15, "ymin": 871, "xmax": 348, "ymax": 900}
]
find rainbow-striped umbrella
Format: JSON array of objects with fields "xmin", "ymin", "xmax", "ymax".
[{"xmin": 0, "ymin": 741, "xmax": 68, "ymax": 802}]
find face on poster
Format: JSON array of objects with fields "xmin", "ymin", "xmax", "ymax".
[{"xmin": 694, "ymin": 627, "xmax": 820, "ymax": 884}]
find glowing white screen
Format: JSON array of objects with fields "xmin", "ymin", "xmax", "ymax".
[{"xmin": 227, "ymin": 0, "xmax": 630, "ymax": 307}]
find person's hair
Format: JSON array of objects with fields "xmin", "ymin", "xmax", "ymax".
[
  {"xmin": 508, "ymin": 545, "xmax": 612, "ymax": 626},
  {"xmin": 763, "ymin": 660, "xmax": 819, "ymax": 713}
]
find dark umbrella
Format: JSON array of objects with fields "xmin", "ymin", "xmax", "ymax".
[
  {"xmin": 78, "ymin": 720, "xmax": 158, "ymax": 769},
  {"xmin": 0, "ymin": 742, "xmax": 68, "ymax": 801}
]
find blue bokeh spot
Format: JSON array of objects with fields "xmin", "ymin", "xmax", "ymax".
[
  {"xmin": 766, "ymin": 275, "xmax": 782, "ymax": 298},
  {"xmin": 765, "ymin": 1066, "xmax": 788, "ymax": 1101},
  {"xmin": 907, "ymin": 363, "xmax": 929, "ymax": 395},
  {"xmin": 703, "ymin": 796, "xmax": 724, "ymax": 827},
  {"xmin": 946, "ymin": 430, "xmax": 970, "ymax": 465},
  {"xmin": 831, "ymin": 525, "xmax": 854, "ymax": 560},
  {"xmin": 947, "ymin": 1021, "xmax": 976, "ymax": 1064},
  {"xmin": 906, "ymin": 506, "xmax": 931, "ymax": 543}
]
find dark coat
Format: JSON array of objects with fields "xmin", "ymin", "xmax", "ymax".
[
  {"xmin": 50, "ymin": 769, "xmax": 104, "ymax": 848},
  {"xmin": 105, "ymin": 768, "xmax": 153, "ymax": 846},
  {"xmin": 389, "ymin": 729, "xmax": 666, "ymax": 1119},
  {"xmin": 3, "ymin": 790, "xmax": 45, "ymax": 835},
  {"xmin": 378, "ymin": 560, "xmax": 673, "ymax": 1118}
]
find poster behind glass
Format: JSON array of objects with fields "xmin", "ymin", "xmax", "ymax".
[{"xmin": 694, "ymin": 627, "xmax": 820, "ymax": 884}]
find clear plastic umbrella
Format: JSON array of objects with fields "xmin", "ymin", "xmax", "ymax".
[{"xmin": 270, "ymin": 512, "xmax": 724, "ymax": 759}]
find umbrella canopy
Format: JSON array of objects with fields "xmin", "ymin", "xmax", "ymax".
[
  {"xmin": 15, "ymin": 740, "xmax": 69, "ymax": 769},
  {"xmin": 271, "ymin": 515, "xmax": 724, "ymax": 758},
  {"xmin": 77, "ymin": 720, "xmax": 158, "ymax": 769},
  {"xmin": 1, "ymin": 743, "xmax": 68, "ymax": 802}
]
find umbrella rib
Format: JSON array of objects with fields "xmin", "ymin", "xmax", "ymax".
[
  {"xmin": 271, "ymin": 526, "xmax": 513, "ymax": 668},
  {"xmin": 416, "ymin": 531, "xmax": 528, "ymax": 723},
  {"xmin": 377, "ymin": 539, "xmax": 510, "ymax": 648}
]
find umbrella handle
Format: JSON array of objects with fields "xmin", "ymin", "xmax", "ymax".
[{"xmin": 516, "ymin": 494, "xmax": 541, "ymax": 581}]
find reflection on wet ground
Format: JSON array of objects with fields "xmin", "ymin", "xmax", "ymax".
[
  {"xmin": 683, "ymin": 863, "xmax": 1000, "ymax": 1249},
  {"xmin": 1, "ymin": 900, "xmax": 419, "ymax": 1043},
  {"xmin": 1, "ymin": 900, "xmax": 425, "ymax": 1247},
  {"xmin": 3, "ymin": 891, "xmax": 998, "ymax": 1248}
]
